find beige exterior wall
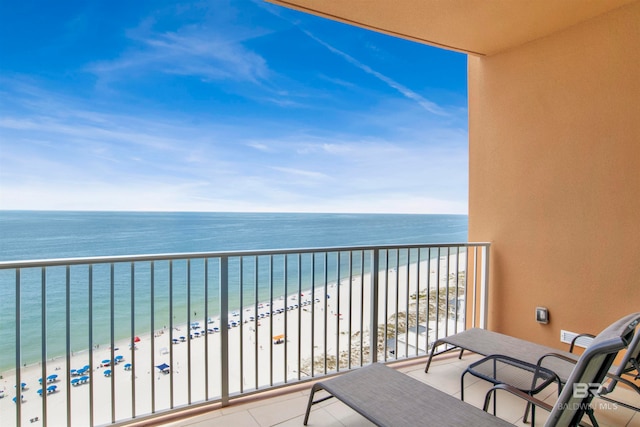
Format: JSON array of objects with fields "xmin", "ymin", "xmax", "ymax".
[{"xmin": 469, "ymin": 2, "xmax": 640, "ymax": 346}]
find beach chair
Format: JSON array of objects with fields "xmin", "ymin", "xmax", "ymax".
[{"xmin": 303, "ymin": 312, "xmax": 639, "ymax": 427}]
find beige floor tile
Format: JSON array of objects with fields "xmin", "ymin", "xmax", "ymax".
[
  {"xmin": 627, "ymin": 411, "xmax": 640, "ymax": 427},
  {"xmin": 248, "ymin": 394, "xmax": 311, "ymax": 426},
  {"xmin": 284, "ymin": 407, "xmax": 345, "ymax": 427},
  {"xmin": 190, "ymin": 410, "xmax": 260, "ymax": 427}
]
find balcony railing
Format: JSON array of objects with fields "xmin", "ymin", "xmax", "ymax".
[{"xmin": 0, "ymin": 243, "xmax": 490, "ymax": 426}]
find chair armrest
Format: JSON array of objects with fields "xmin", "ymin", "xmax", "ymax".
[
  {"xmin": 536, "ymin": 352, "xmax": 580, "ymax": 377},
  {"xmin": 569, "ymin": 333, "xmax": 596, "ymax": 353},
  {"xmin": 482, "ymin": 383, "xmax": 554, "ymax": 413},
  {"xmin": 601, "ymin": 372, "xmax": 640, "ymax": 395}
]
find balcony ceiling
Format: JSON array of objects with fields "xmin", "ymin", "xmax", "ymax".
[{"xmin": 267, "ymin": 0, "xmax": 636, "ymax": 56}]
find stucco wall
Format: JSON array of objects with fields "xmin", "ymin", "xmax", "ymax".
[{"xmin": 468, "ymin": 1, "xmax": 640, "ymax": 346}]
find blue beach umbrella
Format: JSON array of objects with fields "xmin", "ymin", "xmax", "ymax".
[
  {"xmin": 79, "ymin": 375, "xmax": 89, "ymax": 383},
  {"xmin": 156, "ymin": 363, "xmax": 170, "ymax": 373},
  {"xmin": 103, "ymin": 369, "xmax": 112, "ymax": 377},
  {"xmin": 70, "ymin": 378, "xmax": 80, "ymax": 386},
  {"xmin": 47, "ymin": 374, "xmax": 58, "ymax": 382},
  {"xmin": 46, "ymin": 385, "xmax": 57, "ymax": 393},
  {"xmin": 124, "ymin": 363, "xmax": 132, "ymax": 370}
]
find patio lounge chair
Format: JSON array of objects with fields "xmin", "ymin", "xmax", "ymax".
[
  {"xmin": 425, "ymin": 316, "xmax": 640, "ymax": 413},
  {"xmin": 564, "ymin": 328, "xmax": 640, "ymax": 412},
  {"xmin": 424, "ymin": 328, "xmax": 579, "ymax": 381},
  {"xmin": 303, "ymin": 312, "xmax": 639, "ymax": 427}
]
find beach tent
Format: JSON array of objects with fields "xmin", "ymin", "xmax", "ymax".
[{"xmin": 273, "ymin": 334, "xmax": 285, "ymax": 344}]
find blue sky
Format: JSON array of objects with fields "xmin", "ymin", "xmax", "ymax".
[{"xmin": 0, "ymin": 0, "xmax": 468, "ymax": 214}]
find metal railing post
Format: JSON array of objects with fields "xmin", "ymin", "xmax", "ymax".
[
  {"xmin": 369, "ymin": 249, "xmax": 379, "ymax": 364},
  {"xmin": 220, "ymin": 256, "xmax": 229, "ymax": 407},
  {"xmin": 479, "ymin": 245, "xmax": 490, "ymax": 329},
  {"xmin": 15, "ymin": 269, "xmax": 22, "ymax": 427}
]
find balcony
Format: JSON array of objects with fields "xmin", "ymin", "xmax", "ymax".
[
  {"xmin": 1, "ymin": 243, "xmax": 489, "ymax": 426},
  {"xmin": 159, "ymin": 355, "xmax": 640, "ymax": 427}
]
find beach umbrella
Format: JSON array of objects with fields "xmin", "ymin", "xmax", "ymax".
[
  {"xmin": 46, "ymin": 385, "xmax": 57, "ymax": 393},
  {"xmin": 37, "ymin": 389, "xmax": 43, "ymax": 396},
  {"xmin": 70, "ymin": 379, "xmax": 80, "ymax": 386},
  {"xmin": 156, "ymin": 363, "xmax": 170, "ymax": 373},
  {"xmin": 103, "ymin": 370, "xmax": 112, "ymax": 377},
  {"xmin": 134, "ymin": 336, "xmax": 141, "ymax": 342},
  {"xmin": 115, "ymin": 355, "xmax": 124, "ymax": 363},
  {"xmin": 101, "ymin": 359, "xmax": 110, "ymax": 366},
  {"xmin": 124, "ymin": 363, "xmax": 132, "ymax": 371},
  {"xmin": 47, "ymin": 374, "xmax": 58, "ymax": 382}
]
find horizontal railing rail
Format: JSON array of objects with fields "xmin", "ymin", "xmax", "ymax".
[{"xmin": 0, "ymin": 243, "xmax": 490, "ymax": 427}]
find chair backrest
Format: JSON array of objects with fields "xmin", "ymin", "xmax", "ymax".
[
  {"xmin": 544, "ymin": 312, "xmax": 640, "ymax": 427},
  {"xmin": 603, "ymin": 322, "xmax": 640, "ymax": 393}
]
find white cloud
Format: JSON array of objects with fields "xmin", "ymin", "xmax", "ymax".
[
  {"xmin": 87, "ymin": 12, "xmax": 272, "ymax": 85},
  {"xmin": 270, "ymin": 166, "xmax": 328, "ymax": 180}
]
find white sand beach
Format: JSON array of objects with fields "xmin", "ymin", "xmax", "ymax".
[{"xmin": 0, "ymin": 252, "xmax": 468, "ymax": 426}]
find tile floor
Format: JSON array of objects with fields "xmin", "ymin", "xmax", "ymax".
[{"xmin": 159, "ymin": 353, "xmax": 639, "ymax": 427}]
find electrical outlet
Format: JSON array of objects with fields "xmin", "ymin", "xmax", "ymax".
[{"xmin": 535, "ymin": 307, "xmax": 548, "ymax": 324}]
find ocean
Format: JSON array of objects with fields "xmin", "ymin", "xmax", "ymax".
[{"xmin": 0, "ymin": 211, "xmax": 467, "ymax": 372}]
